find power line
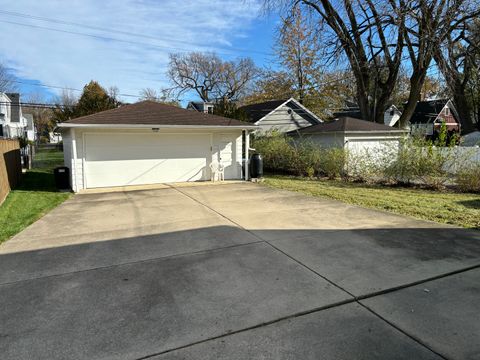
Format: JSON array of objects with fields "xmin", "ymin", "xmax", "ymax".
[
  {"xmin": 0, "ymin": 101, "xmax": 66, "ymax": 108},
  {"xmin": 0, "ymin": 10, "xmax": 273, "ymax": 57},
  {"xmin": 0, "ymin": 19, "xmax": 273, "ymax": 59},
  {"xmin": 10, "ymin": 80, "xmax": 140, "ymax": 98}
]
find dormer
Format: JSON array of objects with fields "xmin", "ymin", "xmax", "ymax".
[{"xmin": 186, "ymin": 101, "xmax": 215, "ymax": 114}]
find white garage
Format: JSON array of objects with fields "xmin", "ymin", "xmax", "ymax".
[
  {"xmin": 288, "ymin": 116, "xmax": 408, "ymax": 160},
  {"xmin": 59, "ymin": 101, "xmax": 256, "ymax": 192}
]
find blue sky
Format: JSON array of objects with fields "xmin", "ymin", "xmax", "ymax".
[{"xmin": 0, "ymin": 0, "xmax": 279, "ymax": 104}]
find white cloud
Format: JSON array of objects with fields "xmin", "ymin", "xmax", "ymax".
[{"xmin": 0, "ymin": 0, "xmax": 261, "ymax": 101}]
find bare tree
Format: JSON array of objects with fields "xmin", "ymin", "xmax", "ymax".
[
  {"xmin": 264, "ymin": 0, "xmax": 480, "ymax": 127},
  {"xmin": 108, "ymin": 86, "xmax": 120, "ymax": 104},
  {"xmin": 0, "ymin": 63, "xmax": 16, "ymax": 92},
  {"xmin": 433, "ymin": 18, "xmax": 480, "ymax": 132},
  {"xmin": 139, "ymin": 88, "xmax": 180, "ymax": 106},
  {"xmin": 52, "ymin": 88, "xmax": 78, "ymax": 123},
  {"xmin": 139, "ymin": 88, "xmax": 160, "ymax": 101},
  {"xmin": 167, "ymin": 52, "xmax": 258, "ymax": 102},
  {"xmin": 23, "ymin": 92, "xmax": 55, "ymax": 138},
  {"xmin": 398, "ymin": 0, "xmax": 480, "ymax": 128}
]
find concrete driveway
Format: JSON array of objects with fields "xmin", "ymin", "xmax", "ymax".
[{"xmin": 1, "ymin": 183, "xmax": 479, "ymax": 360}]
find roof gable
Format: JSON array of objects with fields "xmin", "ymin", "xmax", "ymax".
[
  {"xmin": 410, "ymin": 99, "xmax": 451, "ymax": 124},
  {"xmin": 62, "ymin": 101, "xmax": 253, "ymax": 127},
  {"xmin": 239, "ymin": 99, "xmax": 287, "ymax": 123},
  {"xmin": 239, "ymin": 98, "xmax": 322, "ymax": 124}
]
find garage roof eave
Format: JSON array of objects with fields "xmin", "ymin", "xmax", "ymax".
[
  {"xmin": 57, "ymin": 123, "xmax": 258, "ymax": 130},
  {"xmin": 297, "ymin": 129, "xmax": 408, "ymax": 135}
]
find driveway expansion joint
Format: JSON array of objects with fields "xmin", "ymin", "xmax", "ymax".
[
  {"xmin": 0, "ymin": 240, "xmax": 264, "ymax": 287},
  {"xmin": 133, "ymin": 298, "xmax": 356, "ymax": 360},
  {"xmin": 168, "ymin": 184, "xmax": 477, "ymax": 360}
]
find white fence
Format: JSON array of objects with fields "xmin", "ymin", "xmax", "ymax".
[
  {"xmin": 346, "ymin": 143, "xmax": 480, "ymax": 177},
  {"xmin": 442, "ymin": 146, "xmax": 480, "ymax": 173}
]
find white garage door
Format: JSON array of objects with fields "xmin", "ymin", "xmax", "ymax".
[{"xmin": 84, "ymin": 133, "xmax": 211, "ymax": 188}]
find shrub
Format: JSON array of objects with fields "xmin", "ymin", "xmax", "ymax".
[
  {"xmin": 252, "ymin": 132, "xmax": 350, "ymax": 178},
  {"xmin": 346, "ymin": 148, "xmax": 382, "ymax": 183},
  {"xmin": 252, "ymin": 132, "xmax": 296, "ymax": 174},
  {"xmin": 382, "ymin": 133, "xmax": 456, "ymax": 189},
  {"xmin": 455, "ymin": 165, "xmax": 480, "ymax": 192},
  {"xmin": 290, "ymin": 140, "xmax": 322, "ymax": 176},
  {"xmin": 318, "ymin": 148, "xmax": 346, "ymax": 179}
]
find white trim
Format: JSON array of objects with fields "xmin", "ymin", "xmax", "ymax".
[
  {"xmin": 71, "ymin": 128, "xmax": 78, "ymax": 192},
  {"xmin": 82, "ymin": 132, "xmax": 87, "ymax": 189},
  {"xmin": 300, "ymin": 130, "xmax": 407, "ymax": 135},
  {"xmin": 254, "ymin": 97, "xmax": 323, "ymax": 125},
  {"xmin": 244, "ymin": 130, "xmax": 250, "ymax": 180},
  {"xmin": 432, "ymin": 99, "xmax": 459, "ymax": 126},
  {"xmin": 58, "ymin": 123, "xmax": 257, "ymax": 130}
]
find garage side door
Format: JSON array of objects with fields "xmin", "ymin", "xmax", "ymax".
[{"xmin": 84, "ymin": 133, "xmax": 211, "ymax": 188}]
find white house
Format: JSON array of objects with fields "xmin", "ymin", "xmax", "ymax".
[
  {"xmin": 409, "ymin": 99, "xmax": 461, "ymax": 136},
  {"xmin": 22, "ymin": 113, "xmax": 36, "ymax": 142},
  {"xmin": 239, "ymin": 98, "xmax": 323, "ymax": 134},
  {"xmin": 0, "ymin": 92, "xmax": 35, "ymax": 141},
  {"xmin": 0, "ymin": 93, "xmax": 24, "ymax": 138},
  {"xmin": 334, "ymin": 103, "xmax": 402, "ymax": 127},
  {"xmin": 384, "ymin": 105, "xmax": 402, "ymax": 127},
  {"xmin": 289, "ymin": 117, "xmax": 407, "ymax": 159},
  {"xmin": 58, "ymin": 101, "xmax": 257, "ymax": 192},
  {"xmin": 186, "ymin": 101, "xmax": 215, "ymax": 114}
]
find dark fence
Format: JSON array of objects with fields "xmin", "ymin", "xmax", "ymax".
[{"xmin": 0, "ymin": 139, "xmax": 21, "ymax": 205}]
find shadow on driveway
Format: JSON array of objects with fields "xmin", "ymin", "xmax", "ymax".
[{"xmin": 0, "ymin": 225, "xmax": 479, "ymax": 359}]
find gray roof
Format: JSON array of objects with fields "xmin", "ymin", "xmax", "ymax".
[
  {"xmin": 410, "ymin": 99, "xmax": 452, "ymax": 124},
  {"xmin": 290, "ymin": 117, "xmax": 406, "ymax": 134},
  {"xmin": 239, "ymin": 99, "xmax": 288, "ymax": 123}
]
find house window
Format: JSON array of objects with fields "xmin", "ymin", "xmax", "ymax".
[
  {"xmin": 390, "ymin": 109, "xmax": 395, "ymax": 116},
  {"xmin": 444, "ymin": 107, "xmax": 450, "ymax": 115}
]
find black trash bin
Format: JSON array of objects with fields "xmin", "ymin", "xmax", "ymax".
[
  {"xmin": 250, "ymin": 153, "xmax": 263, "ymax": 178},
  {"xmin": 54, "ymin": 166, "xmax": 70, "ymax": 190}
]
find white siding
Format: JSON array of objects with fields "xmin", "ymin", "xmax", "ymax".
[
  {"xmin": 296, "ymin": 133, "xmax": 346, "ymax": 148},
  {"xmin": 384, "ymin": 106, "xmax": 401, "ymax": 127},
  {"xmin": 62, "ymin": 129, "xmax": 72, "ymax": 186},
  {"xmin": 256, "ymin": 104, "xmax": 316, "ymax": 134},
  {"xmin": 66, "ymin": 129, "xmax": 242, "ymax": 191}
]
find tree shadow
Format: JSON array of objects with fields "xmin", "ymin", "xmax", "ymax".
[
  {"xmin": 15, "ymin": 170, "xmax": 57, "ymax": 192},
  {"xmin": 457, "ymin": 199, "xmax": 480, "ymax": 209}
]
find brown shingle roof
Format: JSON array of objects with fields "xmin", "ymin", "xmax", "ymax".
[
  {"xmin": 291, "ymin": 117, "xmax": 406, "ymax": 134},
  {"xmin": 63, "ymin": 101, "xmax": 254, "ymax": 127}
]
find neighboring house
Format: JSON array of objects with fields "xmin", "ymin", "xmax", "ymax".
[
  {"xmin": 0, "ymin": 92, "xmax": 11, "ymax": 138},
  {"xmin": 239, "ymin": 98, "xmax": 323, "ymax": 134},
  {"xmin": 384, "ymin": 105, "xmax": 402, "ymax": 127},
  {"xmin": 288, "ymin": 117, "xmax": 407, "ymax": 158},
  {"xmin": 49, "ymin": 131, "xmax": 62, "ymax": 144},
  {"xmin": 409, "ymin": 99, "xmax": 460, "ymax": 136},
  {"xmin": 0, "ymin": 92, "xmax": 36, "ymax": 141},
  {"xmin": 333, "ymin": 104, "xmax": 402, "ymax": 127},
  {"xmin": 58, "ymin": 101, "xmax": 257, "ymax": 192},
  {"xmin": 22, "ymin": 113, "xmax": 36, "ymax": 142},
  {"xmin": 186, "ymin": 101, "xmax": 215, "ymax": 114},
  {"xmin": 0, "ymin": 92, "xmax": 28, "ymax": 139}
]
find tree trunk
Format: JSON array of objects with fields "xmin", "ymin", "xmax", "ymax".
[
  {"xmin": 398, "ymin": 70, "xmax": 426, "ymax": 128},
  {"xmin": 452, "ymin": 87, "xmax": 474, "ymax": 134}
]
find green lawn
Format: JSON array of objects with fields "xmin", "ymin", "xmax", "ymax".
[
  {"xmin": 0, "ymin": 148, "xmax": 71, "ymax": 244},
  {"xmin": 264, "ymin": 175, "xmax": 480, "ymax": 229}
]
